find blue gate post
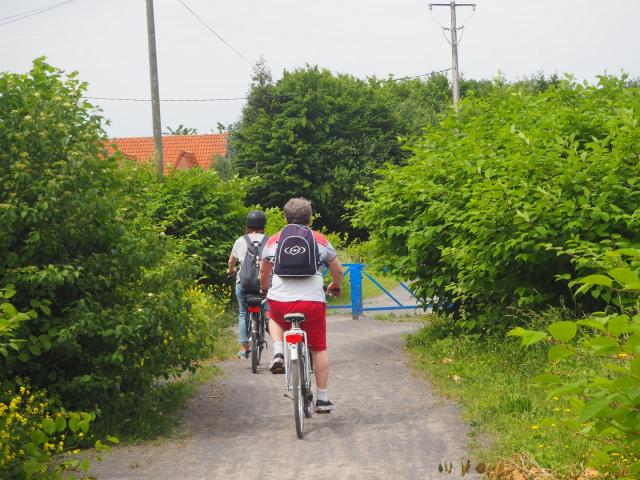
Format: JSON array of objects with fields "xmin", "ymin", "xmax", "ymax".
[{"xmin": 348, "ymin": 263, "xmax": 364, "ymax": 319}]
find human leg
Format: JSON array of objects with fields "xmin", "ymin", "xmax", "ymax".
[
  {"xmin": 235, "ymin": 283, "xmax": 249, "ymax": 357},
  {"xmin": 267, "ymin": 304, "xmax": 285, "ymax": 372},
  {"xmin": 310, "ymin": 349, "xmax": 329, "ymax": 389}
]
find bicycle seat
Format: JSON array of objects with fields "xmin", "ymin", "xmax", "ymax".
[
  {"xmin": 284, "ymin": 313, "xmax": 306, "ymax": 323},
  {"xmin": 246, "ymin": 295, "xmax": 263, "ymax": 307}
]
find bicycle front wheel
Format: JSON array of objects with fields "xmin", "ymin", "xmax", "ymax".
[
  {"xmin": 292, "ymin": 355, "xmax": 305, "ymax": 439},
  {"xmin": 302, "ymin": 348, "xmax": 313, "ymax": 419}
]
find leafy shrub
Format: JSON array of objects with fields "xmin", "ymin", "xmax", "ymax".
[
  {"xmin": 509, "ymin": 249, "xmax": 640, "ymax": 478},
  {"xmin": 354, "ymin": 76, "xmax": 640, "ymax": 331},
  {"xmin": 0, "ymin": 59, "xmax": 219, "ymax": 411},
  {"xmin": 147, "ymin": 168, "xmax": 248, "ymax": 286},
  {"xmin": 0, "ymin": 382, "xmax": 115, "ymax": 480},
  {"xmin": 0, "ymin": 285, "xmax": 35, "ymax": 358}
]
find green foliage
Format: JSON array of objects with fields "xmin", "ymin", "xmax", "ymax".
[
  {"xmin": 264, "ymin": 207, "xmax": 285, "ymax": 236},
  {"xmin": 163, "ymin": 124, "xmax": 198, "ymax": 135},
  {"xmin": 0, "ymin": 285, "xmax": 36, "ymax": 358},
  {"xmin": 509, "ymin": 250, "xmax": 640, "ymax": 478},
  {"xmin": 407, "ymin": 314, "xmax": 594, "ymax": 477},
  {"xmin": 229, "ymin": 64, "xmax": 404, "ymax": 234},
  {"xmin": 0, "ymin": 59, "xmax": 221, "ymax": 413},
  {"xmin": 354, "ymin": 76, "xmax": 640, "ymax": 331},
  {"xmin": 370, "ymin": 73, "xmax": 451, "ymax": 136},
  {"xmin": 147, "ymin": 168, "xmax": 248, "ymax": 285},
  {"xmin": 91, "ymin": 283, "xmax": 233, "ymax": 441},
  {"xmin": 0, "ymin": 382, "xmax": 116, "ymax": 480}
]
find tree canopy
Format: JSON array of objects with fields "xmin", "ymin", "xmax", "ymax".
[{"xmin": 229, "ymin": 65, "xmax": 405, "ymax": 233}]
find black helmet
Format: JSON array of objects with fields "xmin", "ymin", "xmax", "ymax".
[{"xmin": 246, "ymin": 210, "xmax": 266, "ymax": 229}]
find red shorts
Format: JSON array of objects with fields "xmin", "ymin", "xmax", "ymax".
[{"xmin": 267, "ymin": 300, "xmax": 327, "ymax": 351}]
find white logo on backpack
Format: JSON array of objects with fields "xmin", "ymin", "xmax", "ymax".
[
  {"xmin": 284, "ymin": 245, "xmax": 306, "ymax": 256},
  {"xmin": 274, "ymin": 225, "xmax": 319, "ymax": 277}
]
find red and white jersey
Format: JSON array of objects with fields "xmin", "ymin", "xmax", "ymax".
[{"xmin": 262, "ymin": 229, "xmax": 337, "ymax": 303}]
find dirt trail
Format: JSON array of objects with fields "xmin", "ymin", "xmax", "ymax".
[{"xmin": 90, "ymin": 307, "xmax": 478, "ymax": 480}]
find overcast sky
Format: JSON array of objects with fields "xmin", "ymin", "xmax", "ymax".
[{"xmin": 2, "ymin": 0, "xmax": 639, "ymax": 137}]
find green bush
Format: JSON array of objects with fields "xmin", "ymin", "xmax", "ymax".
[
  {"xmin": 354, "ymin": 76, "xmax": 640, "ymax": 331},
  {"xmin": 509, "ymin": 249, "xmax": 640, "ymax": 478},
  {"xmin": 0, "ymin": 382, "xmax": 116, "ymax": 480},
  {"xmin": 147, "ymin": 168, "xmax": 248, "ymax": 285},
  {"xmin": 0, "ymin": 59, "xmax": 218, "ymax": 412}
]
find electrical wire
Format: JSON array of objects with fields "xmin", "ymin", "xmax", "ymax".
[
  {"xmin": 82, "ymin": 70, "xmax": 453, "ymax": 103},
  {"xmin": 376, "ymin": 68, "xmax": 452, "ymax": 84},
  {"xmin": 82, "ymin": 96, "xmax": 248, "ymax": 103},
  {"xmin": 177, "ymin": 0, "xmax": 253, "ymax": 68},
  {"xmin": 457, "ymin": 9, "xmax": 477, "ymax": 30},
  {"xmin": 0, "ymin": 0, "xmax": 77, "ymax": 26}
]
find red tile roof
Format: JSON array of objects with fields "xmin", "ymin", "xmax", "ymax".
[{"xmin": 106, "ymin": 133, "xmax": 227, "ymax": 172}]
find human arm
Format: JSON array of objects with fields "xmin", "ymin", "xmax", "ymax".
[
  {"xmin": 259, "ymin": 259, "xmax": 272, "ymax": 295},
  {"xmin": 227, "ymin": 254, "xmax": 238, "ymax": 276},
  {"xmin": 326, "ymin": 257, "xmax": 343, "ymax": 294}
]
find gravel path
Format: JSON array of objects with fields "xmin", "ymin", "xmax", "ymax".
[{"xmin": 90, "ymin": 303, "xmax": 478, "ymax": 479}]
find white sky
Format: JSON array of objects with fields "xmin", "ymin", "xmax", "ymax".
[{"xmin": 2, "ymin": 0, "xmax": 639, "ymax": 137}]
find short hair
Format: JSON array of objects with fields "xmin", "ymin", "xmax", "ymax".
[{"xmin": 283, "ymin": 197, "xmax": 312, "ymax": 225}]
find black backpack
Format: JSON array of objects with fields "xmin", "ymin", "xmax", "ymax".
[
  {"xmin": 239, "ymin": 235, "xmax": 267, "ymax": 293},
  {"xmin": 274, "ymin": 224, "xmax": 320, "ymax": 277}
]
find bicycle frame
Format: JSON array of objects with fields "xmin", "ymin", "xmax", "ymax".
[
  {"xmin": 246, "ymin": 297, "xmax": 268, "ymax": 373},
  {"xmin": 283, "ymin": 323, "xmax": 312, "ymax": 394}
]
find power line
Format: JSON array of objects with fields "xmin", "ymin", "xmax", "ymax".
[
  {"xmin": 0, "ymin": 0, "xmax": 77, "ymax": 26},
  {"xmin": 83, "ymin": 68, "xmax": 454, "ymax": 103},
  {"xmin": 82, "ymin": 70, "xmax": 452, "ymax": 103},
  {"xmin": 376, "ymin": 68, "xmax": 452, "ymax": 83},
  {"xmin": 82, "ymin": 96, "xmax": 248, "ymax": 103},
  {"xmin": 177, "ymin": 0, "xmax": 253, "ymax": 68}
]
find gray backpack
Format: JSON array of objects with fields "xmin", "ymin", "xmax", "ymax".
[{"xmin": 239, "ymin": 235, "xmax": 267, "ymax": 293}]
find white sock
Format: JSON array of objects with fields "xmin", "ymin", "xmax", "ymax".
[
  {"xmin": 317, "ymin": 388, "xmax": 328, "ymax": 402},
  {"xmin": 273, "ymin": 341, "xmax": 284, "ymax": 356}
]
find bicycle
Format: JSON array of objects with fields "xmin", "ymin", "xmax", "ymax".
[
  {"xmin": 245, "ymin": 294, "xmax": 268, "ymax": 374},
  {"xmin": 283, "ymin": 312, "xmax": 314, "ymax": 439}
]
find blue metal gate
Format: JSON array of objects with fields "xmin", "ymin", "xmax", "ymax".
[{"xmin": 326, "ymin": 263, "xmax": 427, "ymax": 319}]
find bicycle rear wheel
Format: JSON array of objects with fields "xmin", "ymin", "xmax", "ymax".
[
  {"xmin": 249, "ymin": 314, "xmax": 259, "ymax": 373},
  {"xmin": 292, "ymin": 354, "xmax": 305, "ymax": 439},
  {"xmin": 250, "ymin": 332, "xmax": 259, "ymax": 373}
]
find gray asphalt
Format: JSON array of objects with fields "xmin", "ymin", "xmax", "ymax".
[{"xmin": 90, "ymin": 308, "xmax": 478, "ymax": 480}]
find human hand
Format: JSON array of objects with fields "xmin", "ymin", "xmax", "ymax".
[{"xmin": 327, "ymin": 282, "xmax": 341, "ymax": 296}]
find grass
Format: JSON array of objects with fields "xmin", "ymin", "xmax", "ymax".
[
  {"xmin": 373, "ymin": 312, "xmax": 427, "ymax": 322},
  {"xmin": 406, "ymin": 314, "xmax": 600, "ymax": 478},
  {"xmin": 91, "ymin": 314, "xmax": 237, "ymax": 443}
]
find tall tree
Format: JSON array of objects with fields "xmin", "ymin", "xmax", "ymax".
[
  {"xmin": 229, "ymin": 65, "xmax": 403, "ymax": 233},
  {"xmin": 371, "ymin": 73, "xmax": 451, "ymax": 137}
]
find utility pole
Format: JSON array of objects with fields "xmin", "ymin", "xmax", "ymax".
[
  {"xmin": 145, "ymin": 0, "xmax": 164, "ymax": 179},
  {"xmin": 429, "ymin": 1, "xmax": 476, "ymax": 107}
]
